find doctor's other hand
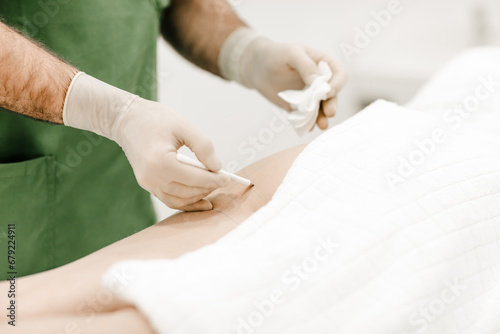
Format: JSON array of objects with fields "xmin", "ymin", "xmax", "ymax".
[
  {"xmin": 220, "ymin": 28, "xmax": 347, "ymax": 130},
  {"xmin": 63, "ymin": 73, "xmax": 230, "ymax": 212}
]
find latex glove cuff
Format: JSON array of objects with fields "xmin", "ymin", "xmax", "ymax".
[
  {"xmin": 63, "ymin": 72, "xmax": 138, "ymax": 144},
  {"xmin": 218, "ymin": 27, "xmax": 263, "ymax": 85}
]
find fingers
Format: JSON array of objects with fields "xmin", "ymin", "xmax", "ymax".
[
  {"xmin": 305, "ymin": 47, "xmax": 348, "ymax": 97},
  {"xmin": 315, "ymin": 108, "xmax": 329, "ymax": 130},
  {"xmin": 314, "ymin": 98, "xmax": 337, "ymax": 131},
  {"xmin": 288, "ymin": 46, "xmax": 345, "ymax": 126},
  {"xmin": 166, "ymin": 153, "xmax": 230, "ymax": 189},
  {"xmin": 301, "ymin": 47, "xmax": 344, "ymax": 129},
  {"xmin": 180, "ymin": 199, "xmax": 214, "ymax": 212},
  {"xmin": 156, "ymin": 191, "xmax": 214, "ymax": 212},
  {"xmin": 328, "ymin": 64, "xmax": 348, "ymax": 97},
  {"xmin": 163, "ymin": 182, "xmax": 214, "ymax": 199},
  {"xmin": 152, "ymin": 155, "xmax": 229, "ymax": 211},
  {"xmin": 322, "ymin": 96, "xmax": 337, "ymax": 118},
  {"xmin": 287, "ymin": 47, "xmax": 321, "ymax": 86},
  {"xmin": 183, "ymin": 129, "xmax": 222, "ymax": 172}
]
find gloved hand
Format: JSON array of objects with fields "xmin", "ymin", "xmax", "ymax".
[
  {"xmin": 219, "ymin": 27, "xmax": 347, "ymax": 130},
  {"xmin": 63, "ymin": 73, "xmax": 229, "ymax": 211}
]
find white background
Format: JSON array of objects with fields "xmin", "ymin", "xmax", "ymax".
[{"xmin": 154, "ymin": 0, "xmax": 500, "ymax": 220}]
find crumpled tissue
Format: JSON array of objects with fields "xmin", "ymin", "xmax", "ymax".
[{"xmin": 278, "ymin": 61, "xmax": 332, "ymax": 136}]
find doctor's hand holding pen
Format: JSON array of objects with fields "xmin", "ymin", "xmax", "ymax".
[
  {"xmin": 0, "ymin": 14, "xmax": 346, "ymax": 212},
  {"xmin": 0, "ymin": 21, "xmax": 229, "ymax": 212}
]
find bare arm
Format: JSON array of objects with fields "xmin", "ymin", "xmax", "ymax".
[
  {"xmin": 161, "ymin": 0, "xmax": 246, "ymax": 76},
  {"xmin": 0, "ymin": 21, "xmax": 78, "ymax": 123}
]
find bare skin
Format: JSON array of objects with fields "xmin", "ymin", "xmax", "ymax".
[
  {"xmin": 0, "ymin": 22, "xmax": 78, "ymax": 123},
  {"xmin": 0, "ymin": 145, "xmax": 306, "ymax": 333},
  {"xmin": 162, "ymin": 0, "xmax": 247, "ymax": 75}
]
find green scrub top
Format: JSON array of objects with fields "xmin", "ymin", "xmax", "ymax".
[{"xmin": 0, "ymin": 0, "xmax": 170, "ymax": 280}]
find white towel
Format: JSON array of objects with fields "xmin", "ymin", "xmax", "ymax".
[{"xmin": 103, "ymin": 48, "xmax": 500, "ymax": 334}]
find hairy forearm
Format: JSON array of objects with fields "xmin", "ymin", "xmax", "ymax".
[
  {"xmin": 0, "ymin": 21, "xmax": 78, "ymax": 124},
  {"xmin": 161, "ymin": 0, "xmax": 246, "ymax": 75}
]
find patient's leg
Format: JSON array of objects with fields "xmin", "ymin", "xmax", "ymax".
[
  {"xmin": 3, "ymin": 145, "xmax": 305, "ymax": 323},
  {"xmin": 3, "ymin": 308, "xmax": 154, "ymax": 334}
]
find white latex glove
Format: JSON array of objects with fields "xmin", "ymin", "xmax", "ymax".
[
  {"xmin": 219, "ymin": 27, "xmax": 347, "ymax": 131},
  {"xmin": 63, "ymin": 73, "xmax": 230, "ymax": 212}
]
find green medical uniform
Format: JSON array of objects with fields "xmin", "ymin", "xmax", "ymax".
[{"xmin": 0, "ymin": 0, "xmax": 170, "ymax": 280}]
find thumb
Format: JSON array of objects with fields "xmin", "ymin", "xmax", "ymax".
[
  {"xmin": 183, "ymin": 128, "xmax": 222, "ymax": 172},
  {"xmin": 288, "ymin": 48, "xmax": 320, "ymax": 86}
]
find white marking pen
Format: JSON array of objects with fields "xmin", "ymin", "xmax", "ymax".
[{"xmin": 176, "ymin": 153, "xmax": 253, "ymax": 187}]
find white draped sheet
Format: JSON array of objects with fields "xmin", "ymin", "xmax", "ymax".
[{"xmin": 103, "ymin": 48, "xmax": 500, "ymax": 334}]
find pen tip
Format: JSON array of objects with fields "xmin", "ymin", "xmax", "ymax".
[{"xmin": 250, "ymin": 183, "xmax": 255, "ymax": 188}]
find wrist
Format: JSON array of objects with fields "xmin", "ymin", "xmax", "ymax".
[
  {"xmin": 55, "ymin": 66, "xmax": 80, "ymax": 124},
  {"xmin": 218, "ymin": 27, "xmax": 267, "ymax": 87},
  {"xmin": 63, "ymin": 73, "xmax": 138, "ymax": 142},
  {"xmin": 238, "ymin": 36, "xmax": 274, "ymax": 89}
]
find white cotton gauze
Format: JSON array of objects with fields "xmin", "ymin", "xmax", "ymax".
[{"xmin": 278, "ymin": 61, "xmax": 332, "ymax": 136}]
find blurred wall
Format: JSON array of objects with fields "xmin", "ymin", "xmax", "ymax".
[{"xmin": 153, "ymin": 0, "xmax": 500, "ymax": 220}]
